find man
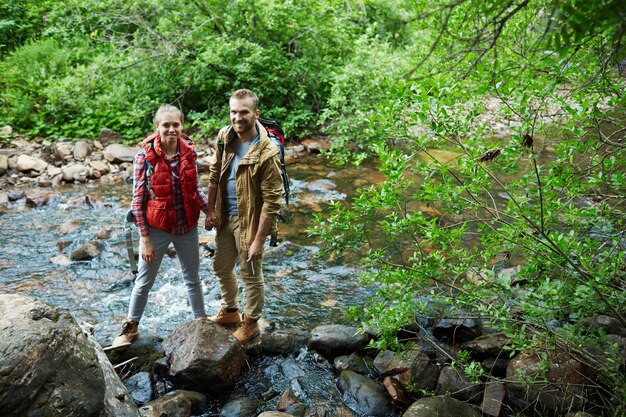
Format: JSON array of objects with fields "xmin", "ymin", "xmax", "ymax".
[{"xmin": 205, "ymin": 89, "xmax": 283, "ymax": 343}]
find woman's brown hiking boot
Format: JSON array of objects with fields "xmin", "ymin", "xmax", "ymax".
[
  {"xmin": 208, "ymin": 308, "xmax": 241, "ymax": 327},
  {"xmin": 111, "ymin": 320, "xmax": 139, "ymax": 348},
  {"xmin": 233, "ymin": 314, "xmax": 260, "ymax": 343}
]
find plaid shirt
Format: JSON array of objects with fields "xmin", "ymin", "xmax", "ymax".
[{"xmin": 132, "ymin": 150, "xmax": 208, "ymax": 236}]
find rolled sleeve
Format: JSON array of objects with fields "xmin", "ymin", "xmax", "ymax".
[
  {"xmin": 131, "ymin": 152, "xmax": 149, "ymax": 237},
  {"xmin": 259, "ymin": 153, "xmax": 283, "ymax": 220}
]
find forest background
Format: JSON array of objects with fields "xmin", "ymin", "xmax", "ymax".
[{"xmin": 1, "ymin": 0, "xmax": 625, "ymax": 415}]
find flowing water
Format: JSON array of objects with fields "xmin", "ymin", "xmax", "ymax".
[{"xmin": 0, "ymin": 152, "xmax": 382, "ymax": 346}]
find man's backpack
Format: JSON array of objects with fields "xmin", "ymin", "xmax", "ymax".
[{"xmin": 258, "ymin": 117, "xmax": 290, "ymax": 207}]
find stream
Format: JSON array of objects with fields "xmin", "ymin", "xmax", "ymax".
[{"xmin": 0, "ymin": 153, "xmax": 384, "ymax": 344}]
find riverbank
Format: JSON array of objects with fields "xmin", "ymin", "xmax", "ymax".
[{"xmin": 1, "ymin": 131, "xmax": 625, "ymax": 417}]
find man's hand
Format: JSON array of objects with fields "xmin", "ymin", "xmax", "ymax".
[
  {"xmin": 140, "ymin": 236, "xmax": 155, "ymax": 264},
  {"xmin": 247, "ymin": 239, "xmax": 264, "ymax": 263},
  {"xmin": 204, "ymin": 209, "xmax": 217, "ymax": 230}
]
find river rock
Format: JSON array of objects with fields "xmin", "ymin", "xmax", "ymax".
[
  {"xmin": 382, "ymin": 375, "xmax": 411, "ymax": 406},
  {"xmin": 585, "ymin": 314, "xmax": 626, "ymax": 337},
  {"xmin": 334, "ymin": 352, "xmax": 373, "ymax": 375},
  {"xmin": 139, "ymin": 389, "xmax": 209, "ymax": 417},
  {"xmin": 432, "ymin": 315, "xmax": 483, "ymax": 344},
  {"xmin": 505, "ymin": 350, "xmax": 590, "ymax": 413},
  {"xmin": 434, "ymin": 365, "xmax": 482, "ymax": 403},
  {"xmin": 73, "ymin": 140, "xmax": 91, "ymax": 161},
  {"xmin": 373, "ymin": 348, "xmax": 439, "ymax": 394},
  {"xmin": 277, "ymin": 386, "xmax": 306, "ymax": 415},
  {"xmin": 481, "ymin": 381, "xmax": 505, "ymax": 417},
  {"xmin": 25, "ymin": 191, "xmax": 50, "ymax": 207},
  {"xmin": 62, "ymin": 162, "xmax": 88, "ymax": 182},
  {"xmin": 96, "ymin": 226, "xmax": 113, "ymax": 239},
  {"xmin": 0, "ymin": 154, "xmax": 7, "ymax": 175},
  {"xmin": 103, "ymin": 143, "xmax": 137, "ymax": 163},
  {"xmin": 71, "ymin": 242, "xmax": 102, "ymax": 261},
  {"xmin": 59, "ymin": 219, "xmax": 82, "ymax": 234},
  {"xmin": 123, "ymin": 371, "xmax": 153, "ymax": 405},
  {"xmin": 460, "ymin": 333, "xmax": 511, "ymax": 358},
  {"xmin": 307, "ymin": 324, "xmax": 369, "ymax": 358},
  {"xmin": 257, "ymin": 412, "xmax": 296, "ymax": 417},
  {"xmin": 220, "ymin": 396, "xmax": 261, "ymax": 417},
  {"xmin": 402, "ymin": 396, "xmax": 482, "ymax": 417},
  {"xmin": 301, "ymin": 138, "xmax": 330, "ymax": 154},
  {"xmin": 0, "ymin": 192, "xmax": 7, "ymax": 207},
  {"xmin": 162, "ymin": 319, "xmax": 246, "ymax": 392},
  {"xmin": 259, "ymin": 327, "xmax": 308, "ymax": 355},
  {"xmin": 16, "ymin": 154, "xmax": 48, "ymax": 173},
  {"xmin": 337, "ymin": 370, "xmax": 394, "ymax": 417},
  {"xmin": 54, "ymin": 142, "xmax": 74, "ymax": 161},
  {"xmin": 0, "ymin": 294, "xmax": 106, "ymax": 417},
  {"xmin": 7, "ymin": 189, "xmax": 25, "ymax": 201},
  {"xmin": 0, "ymin": 125, "xmax": 12, "ymax": 135},
  {"xmin": 90, "ymin": 159, "xmax": 110, "ymax": 176},
  {"xmin": 99, "ymin": 128, "xmax": 124, "ymax": 145}
]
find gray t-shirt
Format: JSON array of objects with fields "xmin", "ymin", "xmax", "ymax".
[{"xmin": 225, "ymin": 133, "xmax": 259, "ymax": 216}]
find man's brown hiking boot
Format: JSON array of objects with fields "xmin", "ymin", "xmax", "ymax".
[
  {"xmin": 208, "ymin": 308, "xmax": 241, "ymax": 327},
  {"xmin": 111, "ymin": 320, "xmax": 139, "ymax": 348},
  {"xmin": 233, "ymin": 314, "xmax": 260, "ymax": 343}
]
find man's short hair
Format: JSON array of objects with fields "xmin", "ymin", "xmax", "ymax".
[{"xmin": 231, "ymin": 89, "xmax": 259, "ymax": 110}]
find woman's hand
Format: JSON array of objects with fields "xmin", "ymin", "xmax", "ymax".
[
  {"xmin": 204, "ymin": 209, "xmax": 217, "ymax": 230},
  {"xmin": 140, "ymin": 236, "xmax": 155, "ymax": 263}
]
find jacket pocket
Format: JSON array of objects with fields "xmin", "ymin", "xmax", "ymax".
[{"xmin": 147, "ymin": 198, "xmax": 170, "ymax": 229}]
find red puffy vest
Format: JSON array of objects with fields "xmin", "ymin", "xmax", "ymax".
[{"xmin": 141, "ymin": 134, "xmax": 201, "ymax": 232}]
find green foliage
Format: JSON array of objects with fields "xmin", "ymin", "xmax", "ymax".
[
  {"xmin": 0, "ymin": 0, "xmax": 55, "ymax": 52},
  {"xmin": 309, "ymin": 0, "xmax": 626, "ymax": 413},
  {"xmin": 1, "ymin": 0, "xmax": 414, "ymax": 141}
]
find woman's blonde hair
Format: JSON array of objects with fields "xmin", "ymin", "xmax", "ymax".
[{"xmin": 153, "ymin": 104, "xmax": 184, "ymax": 126}]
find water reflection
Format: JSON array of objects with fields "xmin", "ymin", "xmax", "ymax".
[{"xmin": 0, "ymin": 154, "xmax": 381, "ymax": 346}]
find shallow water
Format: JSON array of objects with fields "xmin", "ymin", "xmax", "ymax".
[{"xmin": 0, "ymin": 153, "xmax": 381, "ymax": 346}]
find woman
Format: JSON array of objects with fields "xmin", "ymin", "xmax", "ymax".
[{"xmin": 112, "ymin": 104, "xmax": 208, "ymax": 348}]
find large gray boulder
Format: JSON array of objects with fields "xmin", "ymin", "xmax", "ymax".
[
  {"xmin": 162, "ymin": 319, "xmax": 246, "ymax": 392},
  {"xmin": 0, "ymin": 294, "xmax": 140, "ymax": 417}
]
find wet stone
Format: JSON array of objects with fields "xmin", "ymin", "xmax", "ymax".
[
  {"xmin": 337, "ymin": 370, "xmax": 394, "ymax": 417},
  {"xmin": 307, "ymin": 324, "xmax": 369, "ymax": 359},
  {"xmin": 434, "ymin": 365, "xmax": 483, "ymax": 403},
  {"xmin": 334, "ymin": 353, "xmax": 374, "ymax": 375},
  {"xmin": 70, "ymin": 242, "xmax": 102, "ymax": 261},
  {"xmin": 123, "ymin": 371, "xmax": 153, "ymax": 405},
  {"xmin": 432, "ymin": 315, "xmax": 483, "ymax": 344},
  {"xmin": 219, "ymin": 396, "xmax": 260, "ymax": 417},
  {"xmin": 403, "ymin": 396, "xmax": 482, "ymax": 417},
  {"xmin": 481, "ymin": 381, "xmax": 505, "ymax": 417},
  {"xmin": 259, "ymin": 327, "xmax": 308, "ymax": 356},
  {"xmin": 24, "ymin": 191, "xmax": 50, "ymax": 208},
  {"xmin": 7, "ymin": 189, "xmax": 24, "ymax": 201},
  {"xmin": 139, "ymin": 389, "xmax": 209, "ymax": 417}
]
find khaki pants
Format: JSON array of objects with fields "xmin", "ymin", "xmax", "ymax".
[{"xmin": 214, "ymin": 215, "xmax": 264, "ymax": 320}]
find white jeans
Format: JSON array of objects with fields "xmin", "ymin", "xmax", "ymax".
[{"xmin": 128, "ymin": 227, "xmax": 206, "ymax": 321}]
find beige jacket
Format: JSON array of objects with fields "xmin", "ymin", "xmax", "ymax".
[{"xmin": 208, "ymin": 122, "xmax": 283, "ymax": 250}]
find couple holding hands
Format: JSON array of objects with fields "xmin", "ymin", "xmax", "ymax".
[{"xmin": 112, "ymin": 89, "xmax": 283, "ymax": 347}]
